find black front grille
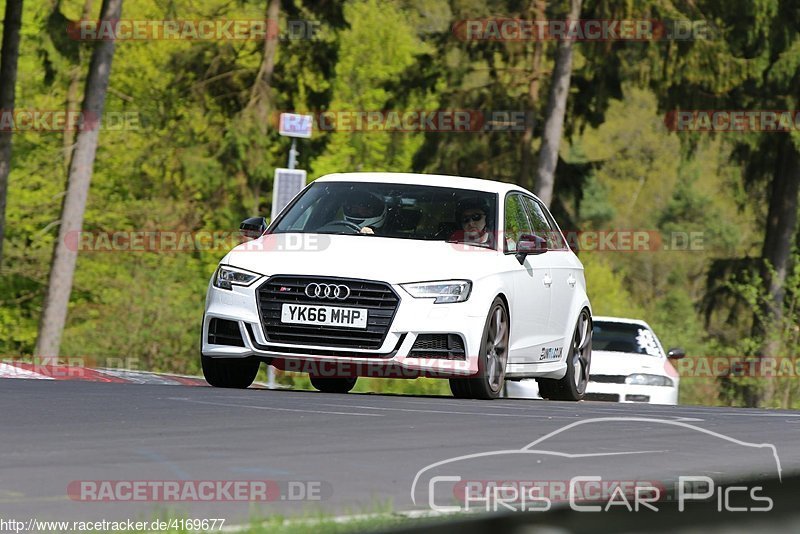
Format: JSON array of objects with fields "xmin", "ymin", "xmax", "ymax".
[
  {"xmin": 244, "ymin": 325, "xmax": 404, "ymax": 359},
  {"xmin": 625, "ymin": 394, "xmax": 651, "ymax": 403},
  {"xmin": 590, "ymin": 375, "xmax": 627, "ymax": 384},
  {"xmin": 208, "ymin": 318, "xmax": 245, "ymax": 347},
  {"xmin": 584, "ymin": 393, "xmax": 620, "ymax": 402},
  {"xmin": 409, "ymin": 334, "xmax": 466, "ymax": 360},
  {"xmin": 256, "ymin": 275, "xmax": 400, "ymax": 350}
]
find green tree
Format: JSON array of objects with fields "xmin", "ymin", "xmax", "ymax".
[{"xmin": 311, "ymin": 0, "xmax": 434, "ymax": 176}]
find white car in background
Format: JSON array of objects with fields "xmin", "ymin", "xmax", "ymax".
[
  {"xmin": 201, "ymin": 172, "xmax": 592, "ymax": 400},
  {"xmin": 506, "ymin": 316, "xmax": 684, "ymax": 405}
]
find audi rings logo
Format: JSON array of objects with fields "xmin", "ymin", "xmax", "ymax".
[{"xmin": 305, "ymin": 283, "xmax": 351, "ymax": 300}]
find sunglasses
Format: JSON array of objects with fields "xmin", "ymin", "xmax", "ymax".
[{"xmin": 461, "ymin": 213, "xmax": 485, "ymax": 224}]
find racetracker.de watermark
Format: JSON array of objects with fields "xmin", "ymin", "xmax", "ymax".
[
  {"xmin": 0, "ymin": 356, "xmax": 141, "ymax": 379},
  {"xmin": 665, "ymin": 110, "xmax": 800, "ymax": 132},
  {"xmin": 448, "ymin": 230, "xmax": 705, "ymax": 252},
  {"xmin": 272, "ymin": 110, "xmax": 533, "ymax": 133},
  {"xmin": 66, "ymin": 480, "xmax": 330, "ymax": 502},
  {"xmin": 452, "ymin": 19, "xmax": 714, "ymax": 41},
  {"xmin": 676, "ymin": 356, "xmax": 800, "ymax": 378},
  {"xmin": 562, "ymin": 230, "xmax": 703, "ymax": 252},
  {"xmin": 274, "ymin": 358, "xmax": 473, "ymax": 379},
  {"xmin": 456, "ymin": 478, "xmax": 665, "ymax": 508},
  {"xmin": 67, "ymin": 19, "xmax": 320, "ymax": 41},
  {"xmin": 64, "ymin": 231, "xmax": 330, "ymax": 253},
  {"xmin": 0, "ymin": 110, "xmax": 141, "ymax": 132}
]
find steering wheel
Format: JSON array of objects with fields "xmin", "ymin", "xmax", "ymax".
[{"xmin": 316, "ymin": 220, "xmax": 363, "ymax": 233}]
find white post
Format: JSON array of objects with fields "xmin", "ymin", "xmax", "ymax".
[{"xmin": 288, "ymin": 138, "xmax": 298, "ymax": 170}]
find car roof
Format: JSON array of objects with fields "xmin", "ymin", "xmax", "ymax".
[
  {"xmin": 315, "ymin": 172, "xmax": 535, "ymax": 197},
  {"xmin": 593, "ymin": 316, "xmax": 654, "ymax": 330}
]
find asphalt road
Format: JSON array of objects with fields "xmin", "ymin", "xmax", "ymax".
[{"xmin": 2, "ymin": 379, "xmax": 800, "ymax": 525}]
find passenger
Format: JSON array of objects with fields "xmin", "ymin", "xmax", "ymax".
[{"xmin": 454, "ymin": 198, "xmax": 493, "ymax": 246}]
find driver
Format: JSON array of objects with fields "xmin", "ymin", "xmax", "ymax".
[{"xmin": 343, "ymin": 191, "xmax": 387, "ymax": 235}]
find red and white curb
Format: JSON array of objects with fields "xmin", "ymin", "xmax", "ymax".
[{"xmin": 0, "ymin": 362, "xmax": 212, "ymax": 386}]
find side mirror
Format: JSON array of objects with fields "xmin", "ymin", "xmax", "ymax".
[
  {"xmin": 516, "ymin": 234, "xmax": 547, "ymax": 265},
  {"xmin": 667, "ymin": 347, "xmax": 686, "ymax": 360},
  {"xmin": 240, "ymin": 217, "xmax": 267, "ymax": 240}
]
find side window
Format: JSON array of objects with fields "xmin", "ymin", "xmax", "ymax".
[
  {"xmin": 540, "ymin": 202, "xmax": 568, "ymax": 250},
  {"xmin": 522, "ymin": 197, "xmax": 567, "ymax": 250},
  {"xmin": 504, "ymin": 194, "xmax": 533, "ymax": 253}
]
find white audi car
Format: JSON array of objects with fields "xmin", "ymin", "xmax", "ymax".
[
  {"xmin": 201, "ymin": 172, "xmax": 592, "ymax": 400},
  {"xmin": 506, "ymin": 316, "xmax": 683, "ymax": 404}
]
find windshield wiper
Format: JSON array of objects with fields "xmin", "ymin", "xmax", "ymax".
[
  {"xmin": 315, "ymin": 231, "xmax": 370, "ymax": 236},
  {"xmin": 445, "ymin": 238, "xmax": 492, "ymax": 249}
]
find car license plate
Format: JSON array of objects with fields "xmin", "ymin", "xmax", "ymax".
[{"xmin": 281, "ymin": 304, "xmax": 368, "ymax": 329}]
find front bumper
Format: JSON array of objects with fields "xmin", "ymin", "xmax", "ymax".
[
  {"xmin": 201, "ymin": 276, "xmax": 488, "ymax": 377},
  {"xmin": 585, "ymin": 381, "xmax": 679, "ymax": 405},
  {"xmin": 504, "ymin": 379, "xmax": 679, "ymax": 405}
]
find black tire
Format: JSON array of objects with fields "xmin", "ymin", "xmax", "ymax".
[
  {"xmin": 310, "ymin": 375, "xmax": 357, "ymax": 394},
  {"xmin": 201, "ymin": 355, "xmax": 260, "ymax": 388},
  {"xmin": 449, "ymin": 377, "xmax": 471, "ymax": 399},
  {"xmin": 538, "ymin": 309, "xmax": 592, "ymax": 401},
  {"xmin": 449, "ymin": 297, "xmax": 510, "ymax": 400}
]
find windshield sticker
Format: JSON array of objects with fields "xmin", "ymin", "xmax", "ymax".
[{"xmin": 636, "ymin": 328, "xmax": 661, "ymax": 356}]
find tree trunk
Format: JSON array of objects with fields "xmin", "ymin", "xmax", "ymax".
[
  {"xmin": 247, "ymin": 0, "xmax": 280, "ymax": 124},
  {"xmin": 761, "ymin": 142, "xmax": 799, "ymax": 331},
  {"xmin": 63, "ymin": 0, "xmax": 95, "ymax": 169},
  {"xmin": 35, "ymin": 0, "xmax": 123, "ymax": 359},
  {"xmin": 750, "ymin": 137, "xmax": 800, "ymax": 406},
  {"xmin": 519, "ymin": 0, "xmax": 546, "ymax": 192},
  {"xmin": 534, "ymin": 0, "xmax": 582, "ymax": 207},
  {"xmin": 0, "ymin": 0, "xmax": 24, "ymax": 267},
  {"xmin": 244, "ymin": 0, "xmax": 280, "ymax": 218}
]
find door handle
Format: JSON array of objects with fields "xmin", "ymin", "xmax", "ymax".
[
  {"xmin": 543, "ymin": 274, "xmax": 552, "ymax": 288},
  {"xmin": 568, "ymin": 274, "xmax": 576, "ymax": 288}
]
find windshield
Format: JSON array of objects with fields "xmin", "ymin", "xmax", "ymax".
[
  {"xmin": 592, "ymin": 321, "xmax": 663, "ymax": 357},
  {"xmin": 270, "ymin": 181, "xmax": 498, "ymax": 247}
]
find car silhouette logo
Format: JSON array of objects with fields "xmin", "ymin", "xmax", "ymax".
[{"xmin": 410, "ymin": 417, "xmax": 783, "ymax": 507}]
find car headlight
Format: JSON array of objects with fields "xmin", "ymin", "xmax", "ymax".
[
  {"xmin": 625, "ymin": 373, "xmax": 674, "ymax": 387},
  {"xmin": 401, "ymin": 280, "xmax": 471, "ymax": 304},
  {"xmin": 213, "ymin": 265, "xmax": 260, "ymax": 290}
]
